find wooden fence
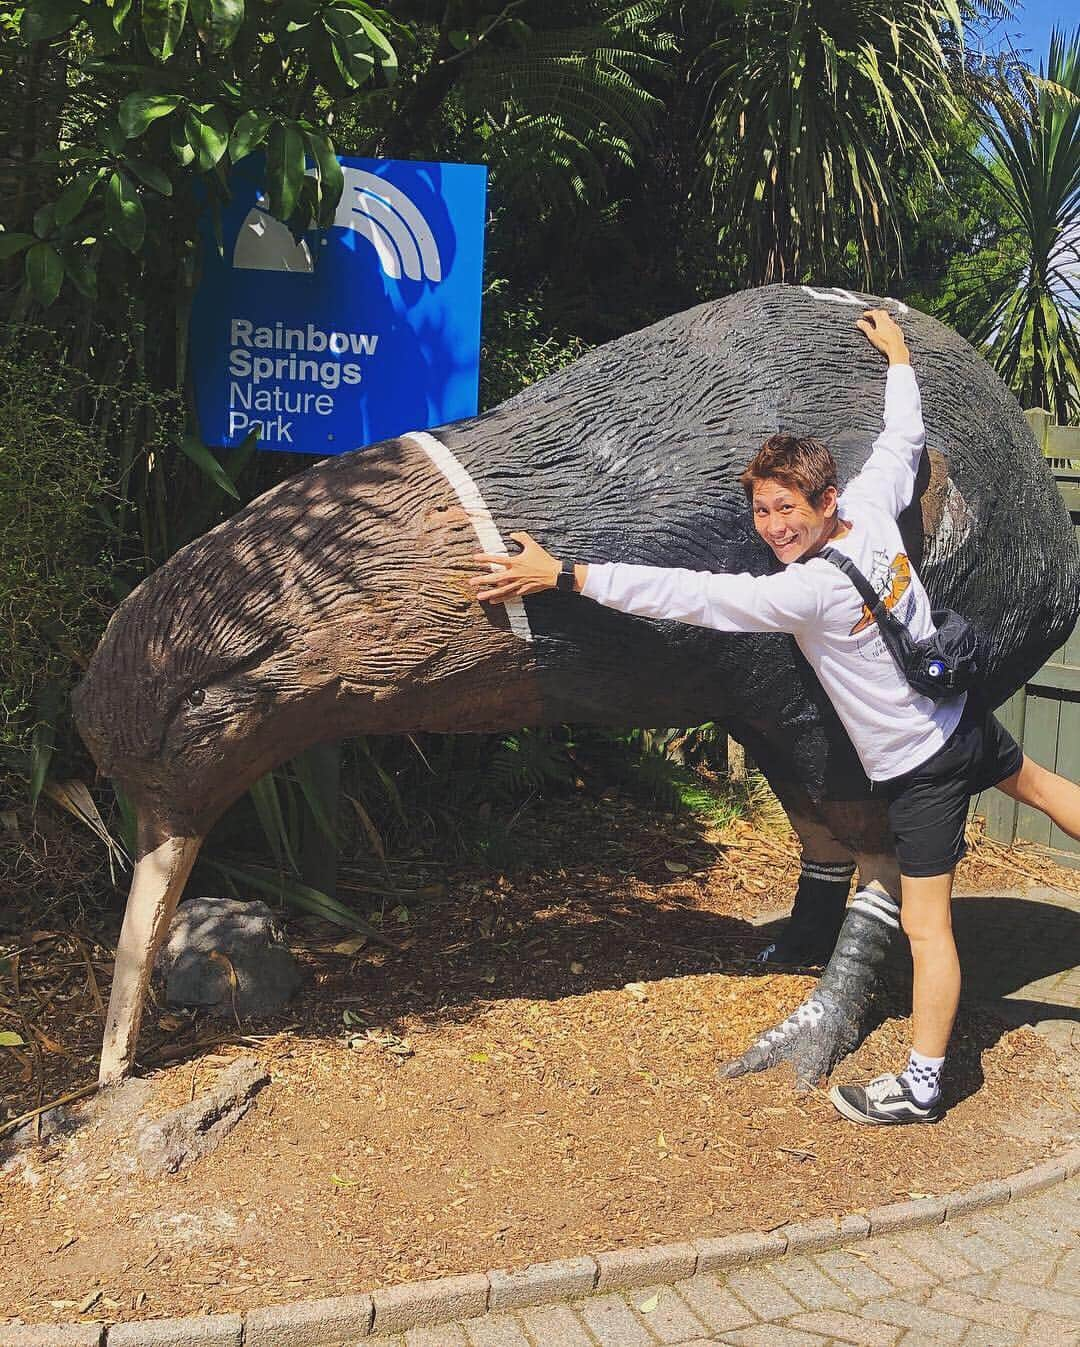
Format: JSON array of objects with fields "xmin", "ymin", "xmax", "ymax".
[{"xmin": 979, "ymin": 411, "xmax": 1080, "ymax": 864}]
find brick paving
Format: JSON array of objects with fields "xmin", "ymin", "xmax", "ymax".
[
  {"xmin": 364, "ymin": 1182, "xmax": 1080, "ymax": 1345},
  {"xmin": 365, "ymin": 883, "xmax": 1080, "ymax": 1347}
]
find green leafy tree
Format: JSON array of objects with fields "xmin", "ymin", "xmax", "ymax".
[
  {"xmin": 2, "ymin": 0, "xmax": 400, "ymax": 322},
  {"xmin": 697, "ymin": 0, "xmax": 968, "ymax": 285},
  {"xmin": 0, "ymin": 346, "xmax": 111, "ymax": 802},
  {"xmin": 950, "ymin": 27, "xmax": 1080, "ymax": 421}
]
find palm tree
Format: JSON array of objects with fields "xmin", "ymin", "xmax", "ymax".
[
  {"xmin": 697, "ymin": 0, "xmax": 968, "ymax": 285},
  {"xmin": 956, "ymin": 27, "xmax": 1080, "ymax": 422}
]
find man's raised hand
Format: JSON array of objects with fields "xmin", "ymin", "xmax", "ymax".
[
  {"xmin": 470, "ymin": 531, "xmax": 560, "ymax": 604},
  {"xmin": 856, "ymin": 308, "xmax": 910, "ymax": 366}
]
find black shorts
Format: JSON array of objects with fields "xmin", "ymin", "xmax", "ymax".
[{"xmin": 880, "ymin": 697, "xmax": 1025, "ymax": 878}]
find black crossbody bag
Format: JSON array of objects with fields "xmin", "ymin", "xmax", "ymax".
[{"xmin": 819, "ymin": 546, "xmax": 988, "ymax": 701}]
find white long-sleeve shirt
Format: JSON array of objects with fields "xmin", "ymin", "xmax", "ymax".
[{"xmin": 581, "ymin": 365, "xmax": 965, "ymax": 782}]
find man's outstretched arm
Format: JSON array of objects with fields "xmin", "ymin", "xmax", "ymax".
[
  {"xmin": 842, "ymin": 309, "xmax": 926, "ymax": 520},
  {"xmin": 578, "ymin": 559, "xmax": 821, "ymax": 634},
  {"xmin": 469, "ymin": 533, "xmax": 820, "ymax": 635}
]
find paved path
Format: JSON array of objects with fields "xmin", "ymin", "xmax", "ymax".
[
  {"xmin": 371, "ymin": 884, "xmax": 1080, "ymax": 1347},
  {"xmin": 365, "ymin": 1180, "xmax": 1080, "ymax": 1346},
  {"xmin": 954, "ymin": 885, "xmax": 1080, "ymax": 1065}
]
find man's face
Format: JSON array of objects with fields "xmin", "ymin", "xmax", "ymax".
[{"xmin": 752, "ymin": 479, "xmax": 839, "ymax": 564}]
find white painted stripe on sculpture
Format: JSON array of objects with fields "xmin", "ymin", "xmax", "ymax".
[
  {"xmin": 761, "ymin": 997, "xmax": 826, "ymax": 1046},
  {"xmin": 403, "ymin": 430, "xmax": 534, "ymax": 644},
  {"xmin": 855, "ymin": 887, "xmax": 899, "ymax": 915},
  {"xmin": 851, "ymin": 895, "xmax": 900, "ymax": 929},
  {"xmin": 851, "ymin": 904, "xmax": 899, "ymax": 929},
  {"xmin": 801, "ymin": 285, "xmax": 909, "ymax": 315}
]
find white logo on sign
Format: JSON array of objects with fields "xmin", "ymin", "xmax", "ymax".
[
  {"xmin": 233, "ymin": 196, "xmax": 315, "ymax": 274},
  {"xmin": 333, "ymin": 168, "xmax": 442, "ymax": 282},
  {"xmin": 231, "ymin": 173, "xmax": 443, "ymax": 283}
]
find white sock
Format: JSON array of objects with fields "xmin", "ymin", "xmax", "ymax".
[{"xmin": 900, "ymin": 1049, "xmax": 944, "ymax": 1104}]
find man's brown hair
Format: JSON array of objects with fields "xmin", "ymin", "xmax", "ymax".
[{"xmin": 739, "ymin": 434, "xmax": 838, "ymax": 504}]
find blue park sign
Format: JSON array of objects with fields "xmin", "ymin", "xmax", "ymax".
[{"xmin": 190, "ymin": 154, "xmax": 488, "ymax": 455}]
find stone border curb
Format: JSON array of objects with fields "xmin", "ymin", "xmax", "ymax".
[
  {"xmin": 2, "ymin": 1146, "xmax": 1075, "ymax": 1347},
  {"xmin": 866, "ymin": 1194, "xmax": 947, "ymax": 1236},
  {"xmin": 596, "ymin": 1242, "xmax": 698, "ymax": 1291},
  {"xmin": 488, "ymin": 1257, "xmax": 596, "ymax": 1311}
]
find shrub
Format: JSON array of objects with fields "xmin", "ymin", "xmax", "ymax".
[
  {"xmin": 0, "ymin": 340, "xmax": 112, "ymax": 799},
  {"xmin": 479, "ymin": 279, "xmax": 588, "ymax": 409}
]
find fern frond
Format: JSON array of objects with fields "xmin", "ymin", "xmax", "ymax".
[{"xmin": 457, "ymin": 13, "xmax": 671, "ymax": 211}]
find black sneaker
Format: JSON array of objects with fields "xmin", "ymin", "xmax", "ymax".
[{"xmin": 829, "ymin": 1073, "xmax": 944, "ymax": 1125}]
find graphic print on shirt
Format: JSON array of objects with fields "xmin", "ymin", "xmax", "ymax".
[{"xmin": 850, "ymin": 550, "xmax": 912, "ymax": 635}]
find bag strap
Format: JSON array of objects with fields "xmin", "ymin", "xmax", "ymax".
[{"xmin": 817, "ymin": 546, "xmax": 912, "ymax": 644}]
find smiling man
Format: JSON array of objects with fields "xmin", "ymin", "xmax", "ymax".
[{"xmin": 471, "ymin": 308, "xmax": 1080, "ymax": 1127}]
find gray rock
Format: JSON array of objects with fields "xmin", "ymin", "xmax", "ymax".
[
  {"xmin": 8, "ymin": 1106, "xmax": 79, "ymax": 1149},
  {"xmin": 157, "ymin": 896, "xmax": 301, "ymax": 1017},
  {"xmin": 135, "ymin": 1054, "xmax": 269, "ymax": 1178}
]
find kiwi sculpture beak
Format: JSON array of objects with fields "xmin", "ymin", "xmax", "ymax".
[{"xmin": 97, "ymin": 824, "xmax": 203, "ymax": 1086}]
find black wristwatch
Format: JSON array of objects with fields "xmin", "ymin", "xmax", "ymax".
[{"xmin": 556, "ymin": 558, "xmax": 578, "ymax": 593}]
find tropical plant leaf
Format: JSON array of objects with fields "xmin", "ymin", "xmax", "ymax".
[
  {"xmin": 25, "ymin": 242, "xmax": 64, "ymax": 306},
  {"xmin": 119, "ymin": 91, "xmax": 182, "ymax": 137},
  {"xmin": 141, "ymin": 0, "xmax": 188, "ymax": 60},
  {"xmin": 170, "ymin": 119, "xmax": 196, "ymax": 166},
  {"xmin": 110, "ymin": 0, "xmax": 133, "ymax": 32},
  {"xmin": 324, "ymin": 9, "xmax": 376, "ymax": 87},
  {"xmin": 292, "ymin": 750, "xmax": 340, "ymax": 846},
  {"xmin": 344, "ymin": 792, "xmax": 386, "ymax": 861},
  {"xmin": 184, "ymin": 103, "xmax": 230, "ymax": 168},
  {"xmin": 32, "ymin": 202, "xmax": 56, "ymax": 239},
  {"xmin": 266, "ymin": 121, "xmax": 306, "ymax": 219},
  {"xmin": 21, "ymin": 0, "xmax": 84, "ymax": 43},
  {"xmin": 0, "ymin": 233, "xmax": 36, "ymax": 260},
  {"xmin": 206, "ymin": 858, "xmax": 398, "ymax": 942},
  {"xmin": 697, "ymin": 0, "xmax": 964, "ymax": 283},
  {"xmin": 456, "ymin": 11, "xmax": 669, "ymax": 215},
  {"xmin": 950, "ymin": 25, "xmax": 1080, "ymax": 420},
  {"xmin": 53, "ymin": 170, "xmax": 103, "ymax": 226},
  {"xmin": 355, "ymin": 9, "xmax": 396, "ymax": 79},
  {"xmin": 28, "ymin": 684, "xmax": 66, "ymax": 805},
  {"xmin": 112, "ymin": 783, "xmax": 137, "ymax": 858},
  {"xmin": 124, "ymin": 156, "xmax": 173, "ymax": 194},
  {"xmin": 248, "ymin": 772, "xmax": 300, "ymax": 874},
  {"xmin": 190, "ymin": 0, "xmax": 244, "ymax": 51},
  {"xmin": 179, "ymin": 433, "xmax": 241, "ymax": 498},
  {"xmin": 224, "ymin": 424, "xmax": 261, "ymax": 481},
  {"xmin": 105, "ymin": 170, "xmax": 145, "ymax": 251},
  {"xmin": 44, "ymin": 779, "xmax": 131, "ymax": 876},
  {"xmin": 62, "ymin": 251, "xmax": 98, "ymax": 300},
  {"xmin": 305, "ymin": 131, "xmax": 344, "ymax": 223},
  {"xmin": 229, "ymin": 108, "xmax": 271, "ymax": 161}
]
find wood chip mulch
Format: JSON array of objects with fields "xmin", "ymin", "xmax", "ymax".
[{"xmin": 1, "ymin": 794, "xmax": 1077, "ymax": 1325}]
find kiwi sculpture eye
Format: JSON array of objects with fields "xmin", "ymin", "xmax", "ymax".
[{"xmin": 186, "ymin": 688, "xmax": 206, "ymax": 707}]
